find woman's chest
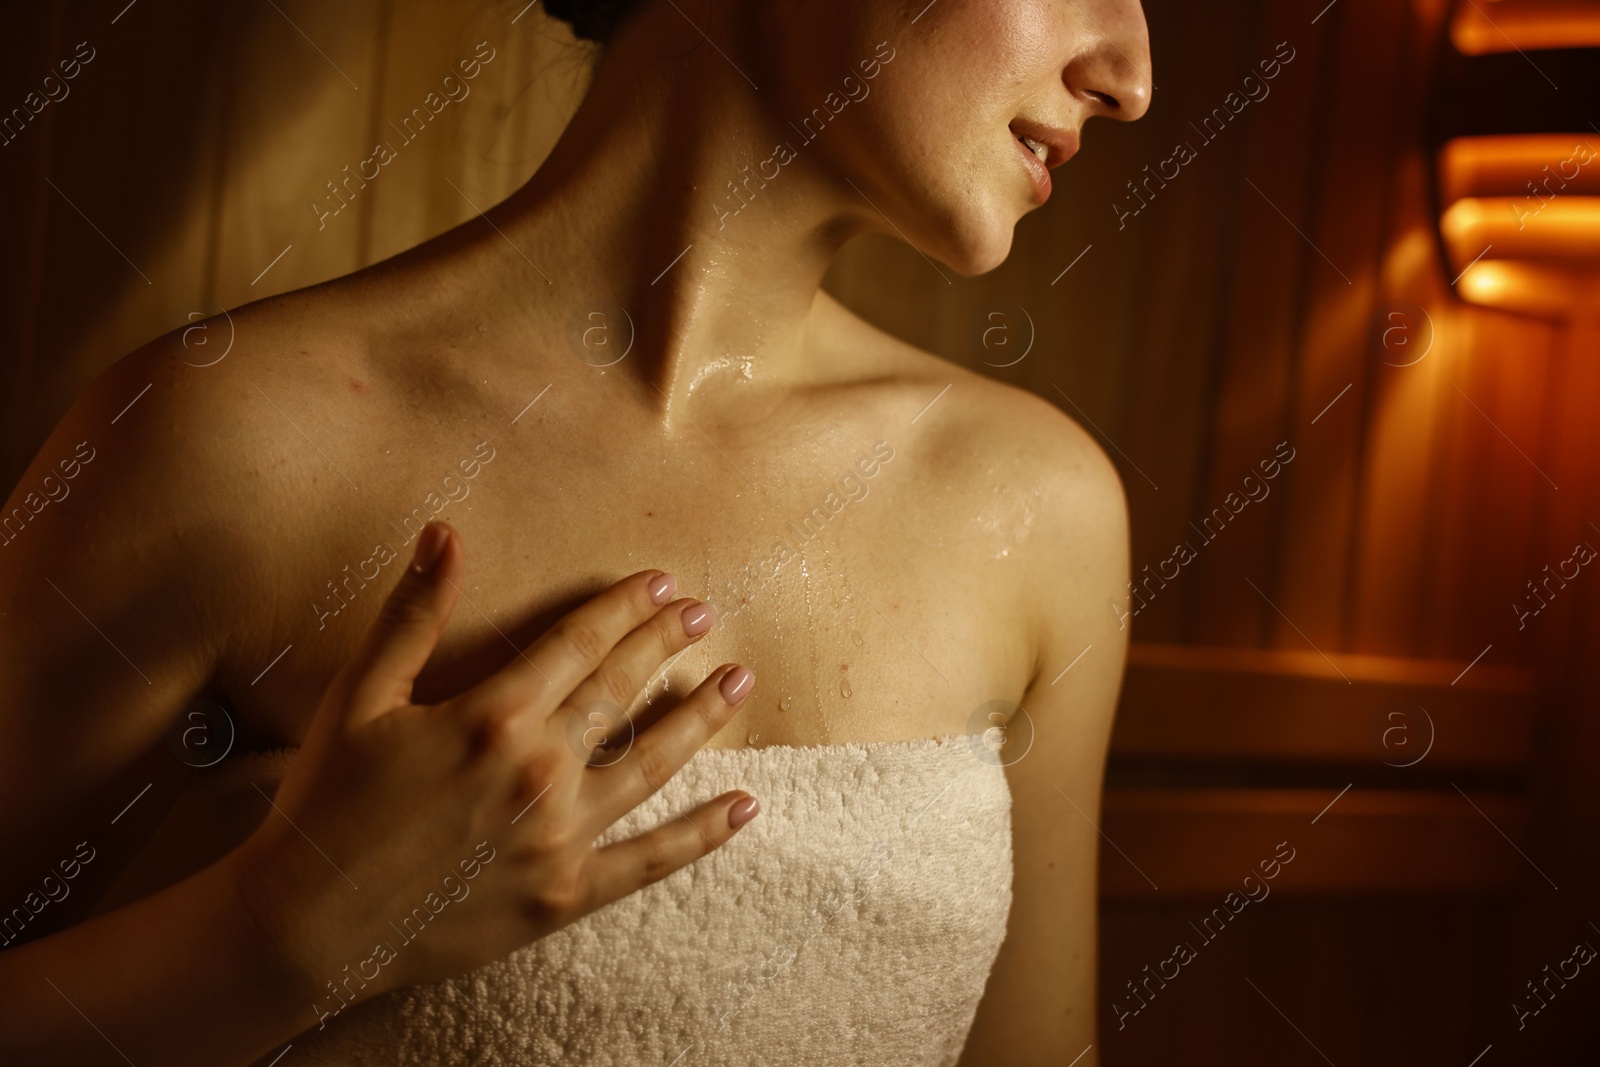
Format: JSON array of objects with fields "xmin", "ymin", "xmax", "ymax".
[{"xmin": 225, "ymin": 428, "xmax": 1035, "ymax": 752}]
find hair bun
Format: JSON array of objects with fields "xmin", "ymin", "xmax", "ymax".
[{"xmin": 543, "ymin": 0, "xmax": 639, "ymax": 44}]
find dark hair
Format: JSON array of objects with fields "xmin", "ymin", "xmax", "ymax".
[{"xmin": 543, "ymin": 0, "xmax": 642, "ymax": 44}]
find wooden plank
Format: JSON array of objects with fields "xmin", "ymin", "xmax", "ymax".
[
  {"xmin": 1271, "ymin": 0, "xmax": 1409, "ymax": 650},
  {"xmin": 1450, "ymin": 0, "xmax": 1600, "ymax": 54},
  {"xmin": 0, "ymin": 0, "xmax": 65, "ymax": 488},
  {"xmin": 1101, "ymin": 895, "xmax": 1498, "ymax": 1066},
  {"xmin": 1531, "ymin": 320, "xmax": 1600, "ymax": 669},
  {"xmin": 207, "ymin": 0, "xmax": 385, "ymax": 310},
  {"xmin": 361, "ymin": 1, "xmax": 585, "ymax": 266},
  {"xmin": 1111, "ymin": 641, "xmax": 1537, "ymax": 769},
  {"xmin": 1106, "ymin": 0, "xmax": 1258, "ymax": 644},
  {"xmin": 1187, "ymin": 0, "xmax": 1344, "ymax": 647},
  {"xmin": 1426, "ymin": 308, "xmax": 1554, "ymax": 658},
  {"xmin": 1345, "ymin": 0, "xmax": 1455, "ymax": 658},
  {"xmin": 1100, "ymin": 787, "xmax": 1530, "ymax": 897},
  {"xmin": 1439, "ymin": 133, "xmax": 1600, "ymax": 201},
  {"xmin": 6, "ymin": 0, "xmax": 230, "ymax": 482},
  {"xmin": 1124, "ymin": 639, "xmax": 1535, "ymax": 688},
  {"xmin": 1443, "ymin": 197, "xmax": 1600, "ymax": 262}
]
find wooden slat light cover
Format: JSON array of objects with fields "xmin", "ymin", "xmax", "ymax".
[{"xmin": 1450, "ymin": 0, "xmax": 1600, "ymax": 53}]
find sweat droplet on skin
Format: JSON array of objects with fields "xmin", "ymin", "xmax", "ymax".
[
  {"xmin": 801, "ymin": 555, "xmax": 826, "ymax": 743},
  {"xmin": 775, "ymin": 570, "xmax": 788, "ymax": 724}
]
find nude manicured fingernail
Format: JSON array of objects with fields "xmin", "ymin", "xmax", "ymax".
[
  {"xmin": 728, "ymin": 795, "xmax": 760, "ymax": 829},
  {"xmin": 647, "ymin": 572, "xmax": 676, "ymax": 605},
  {"xmin": 681, "ymin": 601, "xmax": 714, "ymax": 637},
  {"xmin": 411, "ymin": 523, "xmax": 448, "ymax": 573},
  {"xmin": 719, "ymin": 665, "xmax": 754, "ymax": 705}
]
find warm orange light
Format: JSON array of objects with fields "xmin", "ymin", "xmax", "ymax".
[
  {"xmin": 1435, "ymin": 136, "xmax": 1600, "ymax": 319},
  {"xmin": 1442, "ymin": 197, "xmax": 1600, "ymax": 262},
  {"xmin": 1450, "ymin": 0, "xmax": 1600, "ymax": 54},
  {"xmin": 1456, "ymin": 260, "xmax": 1600, "ymax": 317},
  {"xmin": 1459, "ymin": 261, "xmax": 1510, "ymax": 299},
  {"xmin": 1439, "ymin": 135, "xmax": 1600, "ymax": 204}
]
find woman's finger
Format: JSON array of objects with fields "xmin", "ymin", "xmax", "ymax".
[
  {"xmin": 336, "ymin": 521, "xmax": 462, "ymax": 726},
  {"xmin": 482, "ymin": 569, "xmax": 686, "ymax": 710},
  {"xmin": 580, "ymin": 663, "xmax": 755, "ymax": 828},
  {"xmin": 555, "ymin": 597, "xmax": 715, "ymax": 758},
  {"xmin": 582, "ymin": 789, "xmax": 760, "ymax": 909}
]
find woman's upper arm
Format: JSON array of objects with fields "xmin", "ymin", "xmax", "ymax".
[
  {"xmin": 959, "ymin": 416, "xmax": 1131, "ymax": 1067},
  {"xmin": 0, "ymin": 341, "xmax": 225, "ymax": 938}
]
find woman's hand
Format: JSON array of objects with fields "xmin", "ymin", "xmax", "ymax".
[{"xmin": 226, "ymin": 520, "xmax": 759, "ymax": 1009}]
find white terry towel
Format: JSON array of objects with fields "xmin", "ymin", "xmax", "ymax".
[{"xmin": 210, "ymin": 736, "xmax": 1014, "ymax": 1066}]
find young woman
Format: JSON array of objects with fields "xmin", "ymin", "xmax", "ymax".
[{"xmin": 0, "ymin": 0, "xmax": 1149, "ymax": 1063}]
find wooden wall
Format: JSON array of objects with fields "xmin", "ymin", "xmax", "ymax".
[
  {"xmin": 0, "ymin": 0, "xmax": 589, "ymax": 479},
  {"xmin": 835, "ymin": 0, "xmax": 1600, "ymax": 1050},
  {"xmin": 3, "ymin": 0, "xmax": 1597, "ymax": 1063}
]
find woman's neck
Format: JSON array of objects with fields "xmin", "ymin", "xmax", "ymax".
[{"xmin": 483, "ymin": 13, "xmax": 873, "ymax": 419}]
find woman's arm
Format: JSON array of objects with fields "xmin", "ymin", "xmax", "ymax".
[
  {"xmin": 0, "ymin": 341, "xmax": 224, "ymax": 947},
  {"xmin": 0, "ymin": 343, "xmax": 762, "ymax": 1065},
  {"xmin": 0, "ymin": 851, "xmax": 320, "ymax": 1064},
  {"xmin": 1, "ymin": 522, "xmax": 760, "ymax": 1065},
  {"xmin": 0, "ymin": 341, "xmax": 308, "ymax": 1061},
  {"xmin": 959, "ymin": 415, "xmax": 1131, "ymax": 1067}
]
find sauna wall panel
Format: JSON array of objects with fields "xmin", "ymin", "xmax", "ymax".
[{"xmin": 4, "ymin": 0, "xmax": 1598, "ymax": 1063}]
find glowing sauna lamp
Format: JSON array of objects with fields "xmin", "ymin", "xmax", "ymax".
[
  {"xmin": 1434, "ymin": 1, "xmax": 1600, "ymax": 318},
  {"xmin": 1438, "ymin": 139, "xmax": 1600, "ymax": 317}
]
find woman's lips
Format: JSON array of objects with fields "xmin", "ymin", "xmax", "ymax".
[
  {"xmin": 1013, "ymin": 134, "xmax": 1052, "ymax": 204},
  {"xmin": 1008, "ymin": 119, "xmax": 1077, "ymax": 206}
]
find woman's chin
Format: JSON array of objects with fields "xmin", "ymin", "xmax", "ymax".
[{"xmin": 937, "ymin": 224, "xmax": 1018, "ymax": 278}]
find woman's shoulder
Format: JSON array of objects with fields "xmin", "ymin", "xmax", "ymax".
[
  {"xmin": 816, "ymin": 293, "xmax": 1129, "ymax": 660},
  {"xmin": 69, "ymin": 286, "xmax": 369, "ymax": 496},
  {"xmin": 10, "ymin": 282, "xmax": 391, "ymax": 625},
  {"xmin": 816, "ymin": 291, "xmax": 1127, "ymax": 526},
  {"xmin": 0, "ymin": 287, "xmax": 352, "ymax": 728}
]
